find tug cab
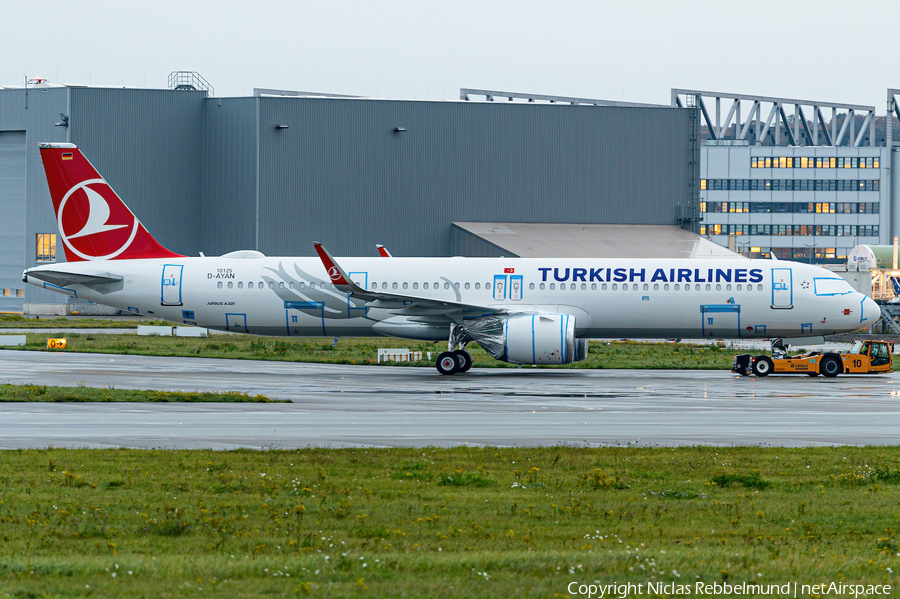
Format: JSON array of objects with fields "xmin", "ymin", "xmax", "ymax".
[{"xmin": 733, "ymin": 339, "xmax": 894, "ymax": 378}]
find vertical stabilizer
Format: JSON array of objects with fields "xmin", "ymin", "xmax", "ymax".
[{"xmin": 39, "ymin": 143, "xmax": 183, "ymax": 261}]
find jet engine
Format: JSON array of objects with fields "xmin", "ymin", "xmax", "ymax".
[{"xmin": 459, "ymin": 314, "xmax": 588, "ymax": 365}]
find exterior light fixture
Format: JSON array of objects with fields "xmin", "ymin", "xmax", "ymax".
[
  {"xmin": 55, "ymin": 113, "xmax": 68, "ymax": 127},
  {"xmin": 275, "ymin": 124, "xmax": 289, "ymax": 129},
  {"xmin": 393, "ymin": 127, "xmax": 406, "ymax": 132}
]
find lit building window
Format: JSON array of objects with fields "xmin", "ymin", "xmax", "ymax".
[{"xmin": 36, "ymin": 233, "xmax": 56, "ymax": 262}]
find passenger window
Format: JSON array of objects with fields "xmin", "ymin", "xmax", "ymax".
[
  {"xmin": 392, "ymin": 282, "xmax": 398, "ymax": 290},
  {"xmin": 591, "ymin": 283, "xmax": 597, "ymax": 290},
  {"xmin": 299, "ymin": 282, "xmax": 306, "ymax": 289},
  {"xmin": 278, "ymin": 282, "xmax": 284, "ymax": 289},
  {"xmin": 705, "ymin": 284, "xmax": 711, "ymax": 291},
  {"xmin": 464, "ymin": 282, "xmax": 470, "ymax": 290},
  {"xmin": 550, "ymin": 283, "xmax": 556, "ymax": 290},
  {"xmin": 423, "ymin": 282, "xmax": 429, "ymax": 289},
  {"xmin": 611, "ymin": 283, "xmax": 618, "ymax": 290},
  {"xmin": 540, "ymin": 283, "xmax": 546, "ymax": 290},
  {"xmin": 402, "ymin": 282, "xmax": 408, "ymax": 289},
  {"xmin": 227, "ymin": 281, "xmax": 233, "ymax": 289},
  {"xmin": 622, "ymin": 284, "xmax": 628, "ymax": 291},
  {"xmin": 694, "ymin": 284, "xmax": 700, "ymax": 291},
  {"xmin": 560, "ymin": 283, "xmax": 566, "ymax": 290},
  {"xmin": 663, "ymin": 284, "xmax": 669, "ymax": 290},
  {"xmin": 434, "ymin": 282, "xmax": 439, "ymax": 289},
  {"xmin": 581, "ymin": 283, "xmax": 587, "ymax": 290},
  {"xmin": 528, "ymin": 283, "xmax": 533, "ymax": 290},
  {"xmin": 248, "ymin": 282, "xmax": 254, "ymax": 289},
  {"xmin": 726, "ymin": 284, "xmax": 732, "ymax": 291},
  {"xmin": 601, "ymin": 283, "xmax": 607, "ymax": 290},
  {"xmin": 757, "ymin": 284, "xmax": 763, "ymax": 291},
  {"xmin": 444, "ymin": 283, "xmax": 450, "ymax": 290},
  {"xmin": 371, "ymin": 282, "xmax": 377, "ymax": 290},
  {"xmin": 476, "ymin": 283, "xmax": 481, "ymax": 290},
  {"xmin": 217, "ymin": 281, "xmax": 223, "ymax": 289},
  {"xmin": 653, "ymin": 284, "xmax": 659, "ymax": 291},
  {"xmin": 454, "ymin": 282, "xmax": 459, "ymax": 289},
  {"xmin": 643, "ymin": 284, "xmax": 649, "ymax": 291},
  {"xmin": 485, "ymin": 283, "xmax": 491, "ymax": 290},
  {"xmin": 674, "ymin": 284, "xmax": 679, "ymax": 290},
  {"xmin": 413, "ymin": 282, "xmax": 419, "ymax": 290},
  {"xmin": 736, "ymin": 284, "xmax": 742, "ymax": 291},
  {"xmin": 238, "ymin": 282, "xmax": 244, "ymax": 289},
  {"xmin": 715, "ymin": 284, "xmax": 721, "ymax": 291},
  {"xmin": 289, "ymin": 282, "xmax": 295, "ymax": 289},
  {"xmin": 382, "ymin": 282, "xmax": 388, "ymax": 289}
]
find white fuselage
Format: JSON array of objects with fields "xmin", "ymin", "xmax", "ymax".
[{"xmin": 25, "ymin": 256, "xmax": 879, "ymax": 341}]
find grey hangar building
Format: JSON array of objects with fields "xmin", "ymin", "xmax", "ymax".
[
  {"xmin": 0, "ymin": 80, "xmax": 697, "ymax": 312},
  {"xmin": 2, "ymin": 78, "xmax": 899, "ymax": 314}
]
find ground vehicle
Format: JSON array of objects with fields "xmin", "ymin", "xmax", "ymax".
[{"xmin": 733, "ymin": 340, "xmax": 894, "ymax": 378}]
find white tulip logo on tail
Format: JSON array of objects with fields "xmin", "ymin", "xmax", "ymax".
[
  {"xmin": 58, "ymin": 179, "xmax": 139, "ymax": 260},
  {"xmin": 67, "ymin": 185, "xmax": 127, "ymax": 238}
]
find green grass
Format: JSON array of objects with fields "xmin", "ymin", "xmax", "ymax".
[
  {"xmin": 0, "ymin": 384, "xmax": 278, "ymax": 403},
  {"xmin": 0, "ymin": 314, "xmax": 141, "ymax": 329},
  {"xmin": 5, "ymin": 333, "xmax": 801, "ymax": 370},
  {"xmin": 0, "ymin": 446, "xmax": 898, "ymax": 597}
]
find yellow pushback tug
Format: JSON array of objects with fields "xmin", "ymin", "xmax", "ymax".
[{"xmin": 732, "ymin": 339, "xmax": 894, "ymax": 378}]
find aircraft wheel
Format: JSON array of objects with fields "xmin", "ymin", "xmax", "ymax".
[
  {"xmin": 820, "ymin": 356, "xmax": 842, "ymax": 378},
  {"xmin": 752, "ymin": 356, "xmax": 773, "ymax": 377},
  {"xmin": 436, "ymin": 352, "xmax": 460, "ymax": 375},
  {"xmin": 454, "ymin": 350, "xmax": 473, "ymax": 372}
]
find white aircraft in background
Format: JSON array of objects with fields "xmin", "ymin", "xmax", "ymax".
[{"xmin": 24, "ymin": 143, "xmax": 880, "ymax": 375}]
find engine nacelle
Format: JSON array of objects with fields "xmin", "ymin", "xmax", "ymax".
[{"xmin": 503, "ymin": 314, "xmax": 586, "ymax": 365}]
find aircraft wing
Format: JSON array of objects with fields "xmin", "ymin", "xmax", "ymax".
[
  {"xmin": 24, "ymin": 269, "xmax": 123, "ymax": 289},
  {"xmin": 313, "ymin": 242, "xmax": 506, "ymax": 317}
]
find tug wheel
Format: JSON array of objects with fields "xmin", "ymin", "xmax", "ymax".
[{"xmin": 752, "ymin": 356, "xmax": 773, "ymax": 377}]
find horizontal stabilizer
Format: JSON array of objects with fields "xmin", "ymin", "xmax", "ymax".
[{"xmin": 24, "ymin": 269, "xmax": 123, "ymax": 288}]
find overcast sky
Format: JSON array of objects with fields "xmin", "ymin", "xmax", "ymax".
[{"xmin": 5, "ymin": 0, "xmax": 898, "ymax": 110}]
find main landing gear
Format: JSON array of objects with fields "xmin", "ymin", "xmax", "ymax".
[
  {"xmin": 435, "ymin": 324, "xmax": 474, "ymax": 375},
  {"xmin": 435, "ymin": 349, "xmax": 473, "ymax": 375}
]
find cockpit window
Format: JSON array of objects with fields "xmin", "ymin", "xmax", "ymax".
[{"xmin": 813, "ymin": 278, "xmax": 854, "ymax": 296}]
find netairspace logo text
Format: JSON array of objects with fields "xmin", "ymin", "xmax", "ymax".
[{"xmin": 566, "ymin": 581, "xmax": 892, "ymax": 598}]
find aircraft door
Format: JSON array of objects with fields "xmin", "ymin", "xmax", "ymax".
[
  {"xmin": 700, "ymin": 304, "xmax": 741, "ymax": 338},
  {"xmin": 771, "ymin": 268, "xmax": 793, "ymax": 309},
  {"xmin": 509, "ymin": 275, "xmax": 523, "ymax": 301},
  {"xmin": 348, "ymin": 271, "xmax": 368, "ymax": 317},
  {"xmin": 493, "ymin": 275, "xmax": 507, "ymax": 301},
  {"xmin": 161, "ymin": 264, "xmax": 184, "ymax": 306},
  {"xmin": 226, "ymin": 313, "xmax": 248, "ymax": 332}
]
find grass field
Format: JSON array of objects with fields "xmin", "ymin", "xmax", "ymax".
[
  {"xmin": 5, "ymin": 332, "xmax": 789, "ymax": 371},
  {"xmin": 0, "ymin": 384, "xmax": 276, "ymax": 403},
  {"xmin": 0, "ymin": 446, "xmax": 898, "ymax": 598},
  {"xmin": 0, "ymin": 314, "xmax": 138, "ymax": 329}
]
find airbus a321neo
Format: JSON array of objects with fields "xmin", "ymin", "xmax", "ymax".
[{"xmin": 23, "ymin": 143, "xmax": 881, "ymax": 375}]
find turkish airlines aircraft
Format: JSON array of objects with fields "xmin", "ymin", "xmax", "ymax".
[{"xmin": 24, "ymin": 143, "xmax": 881, "ymax": 375}]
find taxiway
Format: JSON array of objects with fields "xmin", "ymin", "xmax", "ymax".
[{"xmin": 1, "ymin": 350, "xmax": 898, "ymax": 448}]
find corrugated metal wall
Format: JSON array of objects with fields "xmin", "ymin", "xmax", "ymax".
[
  {"xmin": 70, "ymin": 88, "xmax": 206, "ymax": 256},
  {"xmin": 242, "ymin": 98, "xmax": 692, "ymax": 257},
  {"xmin": 201, "ymin": 98, "xmax": 259, "ymax": 253},
  {"xmin": 0, "ymin": 87, "xmax": 69, "ymax": 305},
  {"xmin": 1, "ymin": 87, "xmax": 694, "ymax": 308}
]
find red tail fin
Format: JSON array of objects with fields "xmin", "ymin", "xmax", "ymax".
[{"xmin": 39, "ymin": 143, "xmax": 183, "ymax": 261}]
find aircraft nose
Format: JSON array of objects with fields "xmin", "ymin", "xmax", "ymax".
[{"xmin": 864, "ymin": 295, "xmax": 881, "ymax": 323}]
